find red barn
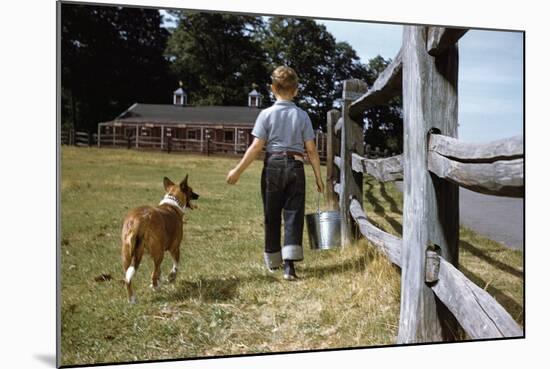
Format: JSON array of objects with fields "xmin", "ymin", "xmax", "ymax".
[{"xmin": 97, "ymin": 86, "xmax": 326, "ymax": 158}]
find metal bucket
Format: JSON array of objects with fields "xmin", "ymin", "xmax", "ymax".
[{"xmin": 305, "ymin": 194, "xmax": 341, "ymax": 250}]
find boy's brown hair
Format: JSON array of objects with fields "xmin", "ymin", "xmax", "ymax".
[{"xmin": 271, "ymin": 66, "xmax": 299, "ymax": 96}]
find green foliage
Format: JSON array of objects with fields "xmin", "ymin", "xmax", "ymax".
[
  {"xmin": 165, "ymin": 11, "xmax": 269, "ymax": 106},
  {"xmin": 61, "ymin": 3, "xmax": 174, "ymax": 132},
  {"xmin": 163, "ymin": 14, "xmax": 378, "ymax": 131},
  {"xmin": 362, "ymin": 56, "xmax": 403, "ymax": 155},
  {"xmin": 61, "ymin": 6, "xmax": 402, "ymax": 152},
  {"xmin": 261, "ymin": 17, "xmax": 370, "ymax": 129}
]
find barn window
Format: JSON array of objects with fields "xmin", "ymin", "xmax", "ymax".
[{"xmin": 224, "ymin": 130, "xmax": 234, "ymax": 142}]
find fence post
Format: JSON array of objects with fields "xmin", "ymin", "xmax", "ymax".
[
  {"xmin": 234, "ymin": 127, "xmax": 238, "ymax": 154},
  {"xmin": 326, "ymin": 109, "xmax": 341, "ymax": 210},
  {"xmin": 340, "ymin": 79, "xmax": 368, "ymax": 246},
  {"xmin": 398, "ymin": 25, "xmax": 460, "ymax": 343}
]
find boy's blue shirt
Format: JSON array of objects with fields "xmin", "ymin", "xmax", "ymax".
[{"xmin": 251, "ymin": 100, "xmax": 315, "ymax": 154}]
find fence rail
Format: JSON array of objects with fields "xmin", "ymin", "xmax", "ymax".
[
  {"xmin": 348, "ymin": 198, "xmax": 522, "ymax": 339},
  {"xmin": 349, "ymin": 48, "xmax": 403, "ymax": 117},
  {"xmin": 169, "ymin": 138, "xmax": 202, "ymax": 152},
  {"xmin": 351, "ymin": 153, "xmax": 403, "ymax": 182},
  {"xmin": 428, "ymin": 153, "xmax": 524, "ymax": 197},
  {"xmin": 428, "ymin": 133, "xmax": 523, "ymax": 162},
  {"xmin": 427, "ymin": 27, "xmax": 469, "ymax": 56},
  {"xmin": 349, "ymin": 198, "xmax": 402, "ymax": 266},
  {"xmin": 61, "ymin": 130, "xmax": 97, "ymax": 146},
  {"xmin": 326, "ymin": 24, "xmax": 523, "ymax": 344},
  {"xmin": 431, "ymin": 258, "xmax": 523, "ymax": 338}
]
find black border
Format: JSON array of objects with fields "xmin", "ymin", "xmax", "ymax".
[
  {"xmin": 56, "ymin": 1, "xmax": 62, "ymax": 367},
  {"xmin": 56, "ymin": 1, "xmax": 527, "ymax": 367}
]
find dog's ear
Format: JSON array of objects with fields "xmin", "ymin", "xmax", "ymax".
[
  {"xmin": 179, "ymin": 174, "xmax": 189, "ymax": 190},
  {"xmin": 163, "ymin": 177, "xmax": 175, "ymax": 192}
]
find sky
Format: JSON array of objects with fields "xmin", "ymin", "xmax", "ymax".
[
  {"xmin": 319, "ymin": 19, "xmax": 524, "ymax": 143},
  {"xmin": 160, "ymin": 10, "xmax": 524, "ymax": 143}
]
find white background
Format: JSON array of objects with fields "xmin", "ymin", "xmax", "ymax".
[{"xmin": 0, "ymin": 0, "xmax": 546, "ymax": 367}]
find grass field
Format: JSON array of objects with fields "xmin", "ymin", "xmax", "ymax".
[{"xmin": 60, "ymin": 147, "xmax": 524, "ymax": 366}]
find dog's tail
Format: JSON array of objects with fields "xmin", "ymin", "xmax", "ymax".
[{"xmin": 122, "ymin": 221, "xmax": 142, "ymax": 284}]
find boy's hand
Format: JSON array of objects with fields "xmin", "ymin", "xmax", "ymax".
[
  {"xmin": 226, "ymin": 168, "xmax": 240, "ymax": 185},
  {"xmin": 316, "ymin": 178, "xmax": 325, "ymax": 193}
]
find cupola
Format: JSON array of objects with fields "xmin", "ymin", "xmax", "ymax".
[
  {"xmin": 248, "ymin": 85, "xmax": 262, "ymax": 108},
  {"xmin": 173, "ymin": 81, "xmax": 187, "ymax": 106}
]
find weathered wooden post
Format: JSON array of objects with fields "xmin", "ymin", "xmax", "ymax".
[
  {"xmin": 398, "ymin": 26, "xmax": 460, "ymax": 343},
  {"xmin": 326, "ymin": 109, "xmax": 341, "ymax": 210},
  {"xmin": 340, "ymin": 79, "xmax": 369, "ymax": 246}
]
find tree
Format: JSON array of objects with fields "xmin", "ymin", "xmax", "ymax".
[
  {"xmin": 332, "ymin": 41, "xmax": 371, "ymax": 101},
  {"xmin": 261, "ymin": 17, "xmax": 370, "ymax": 130},
  {"xmin": 61, "ymin": 5, "xmax": 402, "ymax": 153},
  {"xmin": 362, "ymin": 56, "xmax": 403, "ymax": 155},
  {"xmin": 61, "ymin": 3, "xmax": 174, "ymax": 132},
  {"xmin": 165, "ymin": 11, "xmax": 269, "ymax": 106}
]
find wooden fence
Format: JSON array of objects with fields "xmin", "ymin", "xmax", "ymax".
[
  {"xmin": 61, "ymin": 130, "xmax": 98, "ymax": 147},
  {"xmin": 326, "ymin": 25, "xmax": 523, "ymax": 343},
  {"xmin": 63, "ymin": 129, "xmax": 246, "ymax": 154},
  {"xmin": 64, "ymin": 126, "xmax": 328, "ymax": 160}
]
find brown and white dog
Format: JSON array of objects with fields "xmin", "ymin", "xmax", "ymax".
[{"xmin": 121, "ymin": 175, "xmax": 199, "ymax": 303}]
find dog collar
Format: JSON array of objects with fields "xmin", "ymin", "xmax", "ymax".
[{"xmin": 159, "ymin": 194, "xmax": 187, "ymax": 214}]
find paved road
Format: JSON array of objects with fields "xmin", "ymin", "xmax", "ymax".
[{"xmin": 394, "ymin": 182, "xmax": 524, "ymax": 250}]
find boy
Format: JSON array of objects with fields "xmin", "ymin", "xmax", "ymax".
[{"xmin": 226, "ymin": 66, "xmax": 324, "ymax": 280}]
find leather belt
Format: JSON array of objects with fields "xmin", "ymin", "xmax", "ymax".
[
  {"xmin": 268, "ymin": 151, "xmax": 304, "ymax": 157},
  {"xmin": 265, "ymin": 151, "xmax": 304, "ymax": 162}
]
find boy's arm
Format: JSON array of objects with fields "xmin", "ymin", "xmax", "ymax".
[
  {"xmin": 226, "ymin": 137, "xmax": 266, "ymax": 185},
  {"xmin": 305, "ymin": 139, "xmax": 324, "ymax": 193}
]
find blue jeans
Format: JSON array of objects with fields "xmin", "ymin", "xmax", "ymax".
[{"xmin": 261, "ymin": 154, "xmax": 305, "ymax": 268}]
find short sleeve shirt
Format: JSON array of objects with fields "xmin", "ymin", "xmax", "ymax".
[{"xmin": 251, "ymin": 100, "xmax": 315, "ymax": 154}]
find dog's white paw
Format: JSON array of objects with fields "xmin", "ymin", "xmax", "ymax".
[
  {"xmin": 149, "ymin": 283, "xmax": 160, "ymax": 291},
  {"xmin": 129, "ymin": 296, "xmax": 136, "ymax": 304}
]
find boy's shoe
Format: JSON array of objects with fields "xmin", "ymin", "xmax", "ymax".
[
  {"xmin": 283, "ymin": 273, "xmax": 297, "ymax": 281},
  {"xmin": 267, "ymin": 266, "xmax": 281, "ymax": 273},
  {"xmin": 283, "ymin": 261, "xmax": 298, "ymax": 281}
]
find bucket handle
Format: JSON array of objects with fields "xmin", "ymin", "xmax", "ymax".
[{"xmin": 316, "ymin": 192, "xmax": 321, "ymax": 214}]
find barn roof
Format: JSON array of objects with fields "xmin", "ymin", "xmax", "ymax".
[{"xmin": 111, "ymin": 103, "xmax": 262, "ymax": 127}]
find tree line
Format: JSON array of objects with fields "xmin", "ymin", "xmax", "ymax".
[{"xmin": 61, "ymin": 3, "xmax": 402, "ymax": 153}]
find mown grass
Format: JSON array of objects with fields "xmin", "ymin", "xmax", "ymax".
[{"xmin": 60, "ymin": 147, "xmax": 523, "ymax": 366}]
